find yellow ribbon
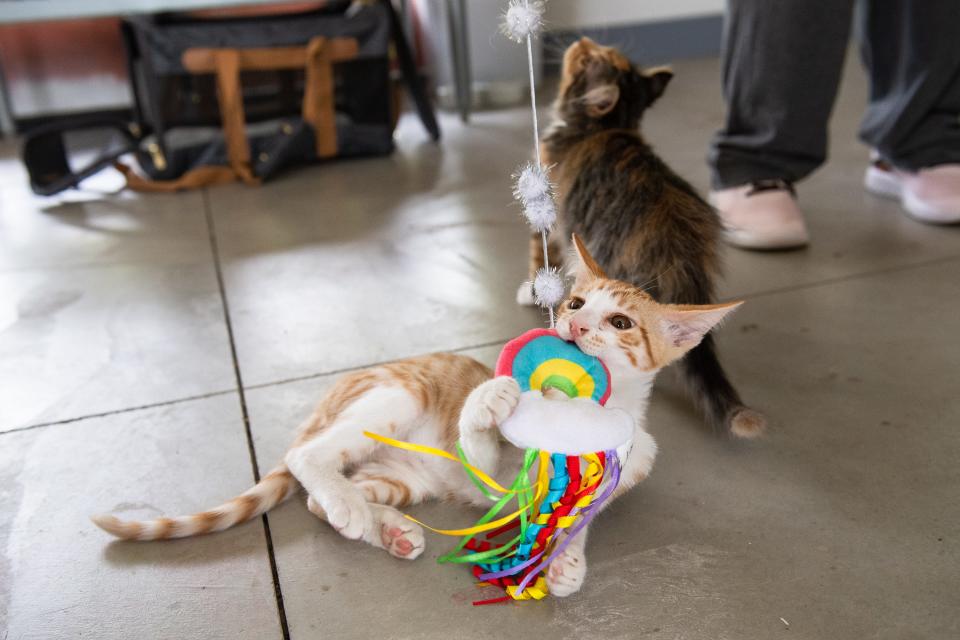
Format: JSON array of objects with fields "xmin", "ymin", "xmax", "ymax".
[
  {"xmin": 575, "ymin": 494, "xmax": 594, "ymax": 508},
  {"xmin": 528, "ymin": 450, "xmax": 551, "ymax": 515},
  {"xmin": 534, "ymin": 514, "xmax": 578, "ymax": 527},
  {"xmin": 506, "ymin": 577, "xmax": 549, "ymax": 600},
  {"xmin": 404, "ymin": 488, "xmax": 542, "ymax": 536},
  {"xmin": 406, "ymin": 469, "xmax": 547, "ymax": 536},
  {"xmin": 365, "ymin": 430, "xmax": 551, "ymax": 538},
  {"xmin": 580, "ymin": 453, "xmax": 603, "ymax": 488},
  {"xmin": 363, "ymin": 431, "xmax": 515, "ymax": 495}
]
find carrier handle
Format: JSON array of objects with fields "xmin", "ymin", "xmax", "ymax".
[{"xmin": 182, "ymin": 36, "xmax": 359, "ymax": 171}]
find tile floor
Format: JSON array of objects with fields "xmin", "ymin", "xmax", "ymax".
[{"xmin": 2, "ymin": 54, "xmax": 959, "ymax": 640}]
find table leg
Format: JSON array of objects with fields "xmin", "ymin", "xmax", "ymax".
[{"xmin": 445, "ymin": 0, "xmax": 471, "ymax": 123}]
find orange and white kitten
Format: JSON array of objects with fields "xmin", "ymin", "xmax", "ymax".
[{"xmin": 93, "ymin": 235, "xmax": 740, "ymax": 597}]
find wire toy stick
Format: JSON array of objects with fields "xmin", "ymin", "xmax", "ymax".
[
  {"xmin": 526, "ymin": 35, "xmax": 543, "ymax": 168},
  {"xmin": 361, "ymin": 1, "xmax": 635, "ymax": 606},
  {"xmin": 504, "ymin": 0, "xmax": 562, "ymax": 328}
]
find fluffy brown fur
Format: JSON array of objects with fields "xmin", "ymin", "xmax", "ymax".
[{"xmin": 530, "ymin": 38, "xmax": 765, "ymax": 438}]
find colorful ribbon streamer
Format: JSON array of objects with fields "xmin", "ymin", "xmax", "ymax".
[{"xmin": 363, "ymin": 430, "xmax": 622, "ymax": 603}]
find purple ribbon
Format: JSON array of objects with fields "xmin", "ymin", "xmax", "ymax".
[{"xmin": 513, "ymin": 450, "xmax": 621, "ymax": 596}]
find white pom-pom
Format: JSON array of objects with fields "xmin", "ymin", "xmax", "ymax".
[
  {"xmin": 522, "ymin": 194, "xmax": 557, "ymax": 232},
  {"xmin": 501, "ymin": 0, "xmax": 545, "ymax": 43},
  {"xmin": 513, "ymin": 163, "xmax": 556, "ymax": 231},
  {"xmin": 534, "ymin": 267, "xmax": 565, "ymax": 308},
  {"xmin": 513, "ymin": 163, "xmax": 551, "ymax": 203}
]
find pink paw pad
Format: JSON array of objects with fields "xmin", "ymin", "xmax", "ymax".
[{"xmin": 381, "ymin": 525, "xmax": 416, "ymax": 557}]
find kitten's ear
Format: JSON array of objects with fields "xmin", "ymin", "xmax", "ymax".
[
  {"xmin": 643, "ymin": 66, "xmax": 673, "ymax": 103},
  {"xmin": 571, "ymin": 233, "xmax": 607, "ymax": 282},
  {"xmin": 658, "ymin": 301, "xmax": 742, "ymax": 351},
  {"xmin": 582, "ymin": 84, "xmax": 620, "ymax": 118}
]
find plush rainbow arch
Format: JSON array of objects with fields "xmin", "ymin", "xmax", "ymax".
[{"xmin": 495, "ymin": 328, "xmax": 612, "ymax": 405}]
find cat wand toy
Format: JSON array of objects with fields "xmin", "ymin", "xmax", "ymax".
[{"xmin": 365, "ymin": 0, "xmax": 633, "ymax": 604}]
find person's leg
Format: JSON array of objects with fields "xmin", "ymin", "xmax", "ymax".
[
  {"xmin": 709, "ymin": 0, "xmax": 856, "ymax": 188},
  {"xmin": 860, "ymin": 0, "xmax": 960, "ymax": 223},
  {"xmin": 860, "ymin": 0, "xmax": 960, "ymax": 170},
  {"xmin": 708, "ymin": 0, "xmax": 856, "ymax": 249}
]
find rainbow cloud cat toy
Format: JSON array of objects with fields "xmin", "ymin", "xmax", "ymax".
[
  {"xmin": 363, "ymin": 1, "xmax": 635, "ymax": 602},
  {"xmin": 367, "ymin": 328, "xmax": 634, "ymax": 604}
]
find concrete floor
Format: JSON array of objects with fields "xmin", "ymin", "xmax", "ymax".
[{"xmin": 2, "ymin": 54, "xmax": 959, "ymax": 640}]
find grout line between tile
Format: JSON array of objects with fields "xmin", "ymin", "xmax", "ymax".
[
  {"xmin": 0, "ymin": 388, "xmax": 237, "ymax": 436},
  {"xmin": 202, "ymin": 192, "xmax": 259, "ymax": 496},
  {"xmin": 0, "ymin": 338, "xmax": 510, "ymax": 437},
  {"xmin": 202, "ymin": 190, "xmax": 291, "ymax": 640}
]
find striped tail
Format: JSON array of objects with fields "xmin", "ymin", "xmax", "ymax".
[{"xmin": 91, "ymin": 465, "xmax": 297, "ymax": 541}]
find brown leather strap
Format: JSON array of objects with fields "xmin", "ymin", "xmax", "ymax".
[
  {"xmin": 212, "ymin": 49, "xmax": 260, "ymax": 185},
  {"xmin": 114, "ymin": 161, "xmax": 239, "ymax": 192},
  {"xmin": 182, "ymin": 38, "xmax": 358, "ymax": 72},
  {"xmin": 303, "ymin": 37, "xmax": 337, "ymax": 158},
  {"xmin": 185, "ymin": 37, "xmax": 358, "ymax": 163}
]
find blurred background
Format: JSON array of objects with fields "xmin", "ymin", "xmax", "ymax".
[{"xmin": 0, "ymin": 0, "xmax": 723, "ymax": 132}]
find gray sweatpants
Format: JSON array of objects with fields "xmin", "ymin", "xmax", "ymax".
[{"xmin": 708, "ymin": 0, "xmax": 960, "ymax": 189}]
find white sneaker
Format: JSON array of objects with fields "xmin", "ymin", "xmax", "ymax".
[
  {"xmin": 865, "ymin": 157, "xmax": 960, "ymax": 224},
  {"xmin": 709, "ymin": 180, "xmax": 810, "ymax": 250}
]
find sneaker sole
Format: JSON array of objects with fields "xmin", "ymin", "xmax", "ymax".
[
  {"xmin": 864, "ymin": 166, "xmax": 960, "ymax": 225},
  {"xmin": 721, "ymin": 227, "xmax": 809, "ymax": 250},
  {"xmin": 902, "ymin": 192, "xmax": 960, "ymax": 225}
]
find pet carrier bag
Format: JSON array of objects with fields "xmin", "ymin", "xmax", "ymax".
[{"xmin": 22, "ymin": 0, "xmax": 439, "ymax": 195}]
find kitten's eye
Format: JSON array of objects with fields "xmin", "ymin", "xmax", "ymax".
[
  {"xmin": 567, "ymin": 297, "xmax": 585, "ymax": 310},
  {"xmin": 609, "ymin": 314, "xmax": 634, "ymax": 330}
]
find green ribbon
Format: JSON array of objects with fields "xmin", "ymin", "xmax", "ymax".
[
  {"xmin": 438, "ymin": 448, "xmax": 540, "ymax": 565},
  {"xmin": 456, "ymin": 441, "xmax": 497, "ymax": 501}
]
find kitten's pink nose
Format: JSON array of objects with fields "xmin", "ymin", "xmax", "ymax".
[{"xmin": 570, "ymin": 319, "xmax": 589, "ymax": 337}]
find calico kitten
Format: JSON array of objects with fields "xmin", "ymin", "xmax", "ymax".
[
  {"xmin": 93, "ymin": 236, "xmax": 740, "ymax": 597},
  {"xmin": 522, "ymin": 38, "xmax": 765, "ymax": 438}
]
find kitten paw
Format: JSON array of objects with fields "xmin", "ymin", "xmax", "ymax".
[
  {"xmin": 309, "ymin": 492, "xmax": 372, "ymax": 541},
  {"xmin": 374, "ymin": 507, "xmax": 425, "ymax": 560},
  {"xmin": 306, "ymin": 495, "xmax": 326, "ymax": 518},
  {"xmin": 546, "ymin": 547, "xmax": 587, "ymax": 597},
  {"xmin": 460, "ymin": 377, "xmax": 521, "ymax": 433},
  {"xmin": 516, "ymin": 281, "xmax": 536, "ymax": 306}
]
